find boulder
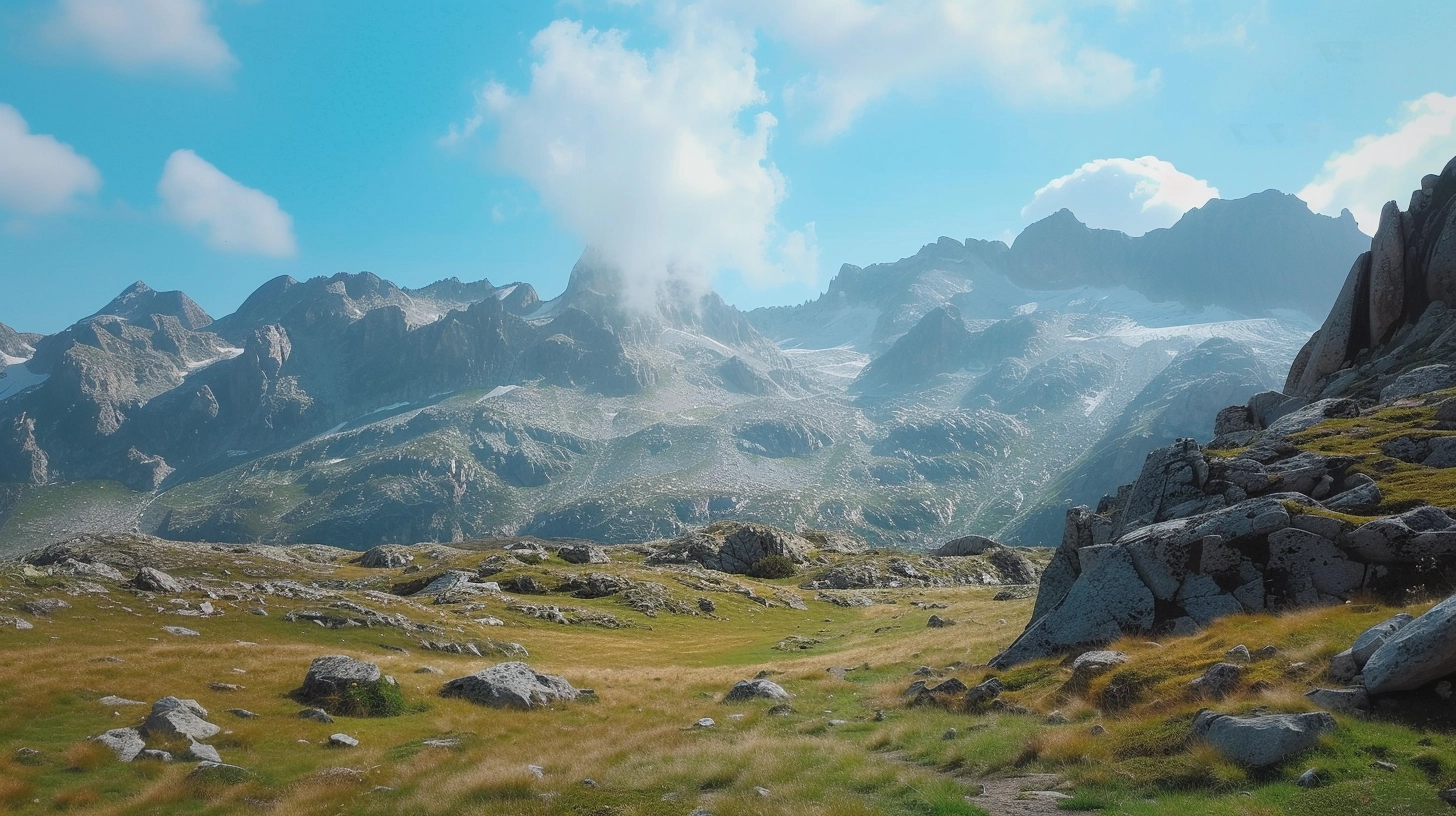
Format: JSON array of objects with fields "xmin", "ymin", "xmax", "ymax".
[
  {"xmin": 1193, "ymin": 710, "xmax": 1336, "ymax": 768},
  {"xmin": 329, "ymin": 733, "xmax": 359, "ymax": 748},
  {"xmin": 649, "ymin": 522, "xmax": 812, "ymax": 575},
  {"xmin": 926, "ymin": 615, "xmax": 954, "ymax": 628},
  {"xmin": 1289, "ymin": 253, "xmax": 1368, "ymax": 396},
  {"xmin": 93, "ymin": 727, "xmax": 145, "ymax": 762},
  {"xmin": 558, "ymin": 543, "xmax": 610, "ymax": 565},
  {"xmin": 439, "ymin": 662, "xmax": 579, "ymax": 709},
  {"xmin": 132, "ymin": 566, "xmax": 185, "ymax": 594},
  {"xmin": 1188, "ymin": 663, "xmax": 1243, "ymax": 700},
  {"xmin": 1350, "ymin": 613, "xmax": 1414, "ymax": 668},
  {"xmin": 1363, "ymin": 592, "xmax": 1456, "ymax": 694},
  {"xmin": 724, "ymin": 679, "xmax": 791, "ymax": 702},
  {"xmin": 1342, "ymin": 506, "xmax": 1456, "ymax": 563},
  {"xmin": 1304, "ymin": 687, "xmax": 1371, "ymax": 714},
  {"xmin": 1380, "ymin": 364, "xmax": 1456, "ymax": 402},
  {"xmin": 300, "ymin": 655, "xmax": 382, "ymax": 702},
  {"xmin": 931, "ymin": 535, "xmax": 1000, "ymax": 557},
  {"xmin": 1060, "ymin": 650, "xmax": 1127, "ymax": 696},
  {"xmin": 184, "ymin": 743, "xmax": 222, "ymax": 763},
  {"xmin": 359, "ymin": 545, "xmax": 413, "ymax": 569},
  {"xmin": 142, "ymin": 699, "xmax": 220, "ymax": 742},
  {"xmin": 988, "ymin": 547, "xmax": 1038, "ymax": 585},
  {"xmin": 1368, "ymin": 200, "xmax": 1406, "ymax": 344}
]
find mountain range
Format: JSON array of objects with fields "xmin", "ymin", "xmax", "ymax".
[{"xmin": 0, "ymin": 191, "xmax": 1369, "ymax": 552}]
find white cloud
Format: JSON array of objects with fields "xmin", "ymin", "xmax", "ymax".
[
  {"xmin": 158, "ymin": 149, "xmax": 296, "ymax": 257},
  {"xmin": 0, "ymin": 103, "xmax": 101, "ymax": 215},
  {"xmin": 1021, "ymin": 156, "xmax": 1219, "ymax": 236},
  {"xmin": 695, "ymin": 0, "xmax": 1157, "ymax": 138},
  {"xmin": 1299, "ymin": 93, "xmax": 1456, "ymax": 234},
  {"xmin": 43, "ymin": 0, "xmax": 237, "ymax": 75},
  {"xmin": 451, "ymin": 17, "xmax": 815, "ymax": 304}
]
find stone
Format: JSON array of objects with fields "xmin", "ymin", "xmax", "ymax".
[
  {"xmin": 226, "ymin": 709, "xmax": 258, "ymax": 719},
  {"xmin": 648, "ymin": 521, "xmax": 812, "ymax": 575},
  {"xmin": 557, "ymin": 543, "xmax": 610, "ymax": 565},
  {"xmin": 329, "ymin": 733, "xmax": 359, "ymax": 748},
  {"xmin": 1342, "ymin": 506, "xmax": 1456, "ymax": 563},
  {"xmin": 1061, "ymin": 650, "xmax": 1128, "ymax": 695},
  {"xmin": 1193, "ymin": 710, "xmax": 1336, "ymax": 768},
  {"xmin": 21, "ymin": 598, "xmax": 70, "ymax": 616},
  {"xmin": 162, "ymin": 625, "xmax": 199, "ymax": 636},
  {"xmin": 1121, "ymin": 439, "xmax": 1211, "ymax": 529},
  {"xmin": 1351, "ymin": 613, "xmax": 1415, "ymax": 667},
  {"xmin": 1324, "ymin": 475, "xmax": 1383, "ymax": 511},
  {"xmin": 965, "ymin": 677, "xmax": 1004, "ymax": 709},
  {"xmin": 185, "ymin": 743, "xmax": 222, "ymax": 763},
  {"xmin": 1369, "ymin": 200, "xmax": 1407, "ymax": 344},
  {"xmin": 1364, "ymin": 591, "xmax": 1456, "ymax": 694},
  {"xmin": 724, "ymin": 679, "xmax": 791, "ymax": 702},
  {"xmin": 694, "ymin": 718, "xmax": 715, "ymax": 728},
  {"xmin": 138, "ymin": 749, "xmax": 174, "ymax": 762},
  {"xmin": 926, "ymin": 614, "xmax": 953, "ymax": 628},
  {"xmin": 991, "ymin": 546, "xmax": 1153, "ymax": 668},
  {"xmin": 1226, "ymin": 645, "xmax": 1252, "ymax": 663},
  {"xmin": 1382, "ymin": 365, "xmax": 1456, "ymax": 401},
  {"xmin": 1189, "ymin": 663, "xmax": 1243, "ymax": 700},
  {"xmin": 359, "ymin": 545, "xmax": 413, "ymax": 569},
  {"xmin": 1296, "ymin": 768, "xmax": 1325, "ymax": 788},
  {"xmin": 298, "ymin": 708, "xmax": 334, "ymax": 723},
  {"xmin": 1329, "ymin": 650, "xmax": 1360, "ymax": 684},
  {"xmin": 132, "ymin": 566, "xmax": 185, "ymax": 594},
  {"xmin": 142, "ymin": 700, "xmax": 220, "ymax": 742},
  {"xmin": 188, "ymin": 761, "xmax": 255, "ymax": 784},
  {"xmin": 94, "ymin": 727, "xmax": 145, "ymax": 762},
  {"xmin": 300, "ymin": 655, "xmax": 382, "ymax": 703},
  {"xmin": 1267, "ymin": 527, "xmax": 1365, "ymax": 605},
  {"xmin": 99, "ymin": 695, "xmax": 145, "ymax": 707},
  {"xmin": 440, "ymin": 662, "xmax": 579, "ymax": 709},
  {"xmin": 1304, "ymin": 687, "xmax": 1371, "ymax": 714},
  {"xmin": 942, "ymin": 727, "xmax": 958, "ymax": 740},
  {"xmin": 931, "ymin": 535, "xmax": 1000, "ymax": 556}
]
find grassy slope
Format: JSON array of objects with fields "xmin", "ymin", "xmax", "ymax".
[{"xmin": 1, "ymin": 541, "xmax": 1454, "ymax": 816}]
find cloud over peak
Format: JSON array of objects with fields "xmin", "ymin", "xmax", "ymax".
[
  {"xmin": 451, "ymin": 17, "xmax": 816, "ymax": 304},
  {"xmin": 158, "ymin": 150, "xmax": 296, "ymax": 258},
  {"xmin": 1022, "ymin": 156, "xmax": 1219, "ymax": 236}
]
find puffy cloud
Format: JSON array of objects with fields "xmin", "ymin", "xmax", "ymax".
[
  {"xmin": 43, "ymin": 0, "xmax": 237, "ymax": 75},
  {"xmin": 0, "ymin": 103, "xmax": 101, "ymax": 215},
  {"xmin": 696, "ymin": 0, "xmax": 1157, "ymax": 138},
  {"xmin": 158, "ymin": 150, "xmax": 296, "ymax": 257},
  {"xmin": 1299, "ymin": 93, "xmax": 1456, "ymax": 234},
  {"xmin": 1021, "ymin": 156, "xmax": 1219, "ymax": 236},
  {"xmin": 451, "ymin": 17, "xmax": 815, "ymax": 305}
]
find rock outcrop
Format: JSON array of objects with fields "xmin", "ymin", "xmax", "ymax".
[
  {"xmin": 1193, "ymin": 710, "xmax": 1335, "ymax": 768},
  {"xmin": 649, "ymin": 522, "xmax": 812, "ymax": 575},
  {"xmin": 439, "ymin": 662, "xmax": 579, "ymax": 709}
]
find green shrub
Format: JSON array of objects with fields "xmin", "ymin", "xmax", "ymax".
[
  {"xmin": 322, "ymin": 678, "xmax": 406, "ymax": 717},
  {"xmin": 748, "ymin": 555, "xmax": 797, "ymax": 579}
]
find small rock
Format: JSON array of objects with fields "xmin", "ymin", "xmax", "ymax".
[
  {"xmin": 14, "ymin": 747, "xmax": 41, "ymax": 764},
  {"xmin": 93, "ymin": 727, "xmax": 145, "ymax": 762},
  {"xmin": 138, "ymin": 749, "xmax": 174, "ymax": 762},
  {"xmin": 162, "ymin": 625, "xmax": 199, "ymax": 637},
  {"xmin": 208, "ymin": 683, "xmax": 244, "ymax": 692},
  {"xmin": 581, "ymin": 778, "xmax": 598, "ymax": 788},
  {"xmin": 329, "ymin": 733, "xmax": 359, "ymax": 748},
  {"xmin": 754, "ymin": 786, "xmax": 771, "ymax": 797},
  {"xmin": 1296, "ymin": 768, "xmax": 1325, "ymax": 788},
  {"xmin": 1305, "ymin": 687, "xmax": 1371, "ymax": 714},
  {"xmin": 1046, "ymin": 710, "xmax": 1069, "ymax": 724},
  {"xmin": 133, "ymin": 566, "xmax": 185, "ymax": 594},
  {"xmin": 827, "ymin": 719, "xmax": 848, "ymax": 726},
  {"xmin": 1088, "ymin": 724, "xmax": 1106, "ymax": 736},
  {"xmin": 527, "ymin": 764, "xmax": 545, "ymax": 779},
  {"xmin": 694, "ymin": 718, "xmax": 716, "ymax": 728},
  {"xmin": 1226, "ymin": 645, "xmax": 1252, "ymax": 663},
  {"xmin": 1439, "ymin": 787, "xmax": 1456, "ymax": 806},
  {"xmin": 1193, "ymin": 710, "xmax": 1336, "ymax": 768},
  {"xmin": 416, "ymin": 666, "xmax": 445, "ymax": 675},
  {"xmin": 187, "ymin": 761, "xmax": 255, "ymax": 784},
  {"xmin": 226, "ymin": 709, "xmax": 258, "ymax": 719},
  {"xmin": 1373, "ymin": 760, "xmax": 1397, "ymax": 772},
  {"xmin": 873, "ymin": 709, "xmax": 885, "ymax": 722},
  {"xmin": 185, "ymin": 743, "xmax": 222, "ymax": 763},
  {"xmin": 98, "ymin": 695, "xmax": 145, "ymax": 707},
  {"xmin": 1189, "ymin": 663, "xmax": 1243, "ymax": 700},
  {"xmin": 1253, "ymin": 645, "xmax": 1280, "ymax": 661},
  {"xmin": 724, "ymin": 678, "xmax": 791, "ymax": 702},
  {"xmin": 298, "ymin": 708, "xmax": 335, "ymax": 723},
  {"xmin": 926, "ymin": 615, "xmax": 954, "ymax": 628},
  {"xmin": 942, "ymin": 727, "xmax": 958, "ymax": 740}
]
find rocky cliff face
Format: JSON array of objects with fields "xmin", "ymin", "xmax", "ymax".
[{"xmin": 996, "ymin": 155, "xmax": 1456, "ymax": 667}]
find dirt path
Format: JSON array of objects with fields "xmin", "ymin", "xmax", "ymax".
[{"xmin": 964, "ymin": 773, "xmax": 1071, "ymax": 816}]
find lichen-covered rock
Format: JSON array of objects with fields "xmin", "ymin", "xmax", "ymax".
[
  {"xmin": 93, "ymin": 727, "xmax": 145, "ymax": 762},
  {"xmin": 359, "ymin": 545, "xmax": 413, "ymax": 569},
  {"xmin": 649, "ymin": 522, "xmax": 811, "ymax": 575},
  {"xmin": 300, "ymin": 655, "xmax": 382, "ymax": 704},
  {"xmin": 1363, "ymin": 592, "xmax": 1456, "ymax": 694},
  {"xmin": 724, "ymin": 679, "xmax": 790, "ymax": 702},
  {"xmin": 132, "ymin": 566, "xmax": 185, "ymax": 594}
]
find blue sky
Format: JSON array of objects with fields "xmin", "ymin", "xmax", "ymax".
[{"xmin": 2, "ymin": 0, "xmax": 1456, "ymax": 333}]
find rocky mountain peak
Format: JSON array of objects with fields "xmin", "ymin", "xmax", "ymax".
[{"xmin": 89, "ymin": 281, "xmax": 213, "ymax": 332}]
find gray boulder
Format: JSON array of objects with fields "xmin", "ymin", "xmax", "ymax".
[
  {"xmin": 1189, "ymin": 663, "xmax": 1243, "ymax": 700},
  {"xmin": 1304, "ymin": 687, "xmax": 1371, "ymax": 713},
  {"xmin": 359, "ymin": 545, "xmax": 413, "ymax": 569},
  {"xmin": 1380, "ymin": 364, "xmax": 1456, "ymax": 401},
  {"xmin": 132, "ymin": 566, "xmax": 185, "ymax": 594},
  {"xmin": 931, "ymin": 535, "xmax": 1000, "ymax": 557},
  {"xmin": 300, "ymin": 655, "xmax": 382, "ymax": 701},
  {"xmin": 93, "ymin": 727, "xmax": 145, "ymax": 762},
  {"xmin": 724, "ymin": 679, "xmax": 791, "ymax": 702},
  {"xmin": 558, "ymin": 543, "xmax": 610, "ymax": 565},
  {"xmin": 142, "ymin": 698, "xmax": 220, "ymax": 742},
  {"xmin": 1351, "ymin": 613, "xmax": 1414, "ymax": 668},
  {"xmin": 1363, "ymin": 592, "xmax": 1456, "ymax": 694},
  {"xmin": 184, "ymin": 743, "xmax": 222, "ymax": 763},
  {"xmin": 1193, "ymin": 709, "xmax": 1336, "ymax": 768},
  {"xmin": 649, "ymin": 522, "xmax": 811, "ymax": 575},
  {"xmin": 1342, "ymin": 506, "xmax": 1456, "ymax": 563},
  {"xmin": 439, "ymin": 662, "xmax": 579, "ymax": 709}
]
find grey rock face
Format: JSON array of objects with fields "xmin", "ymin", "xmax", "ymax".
[
  {"xmin": 142, "ymin": 699, "xmax": 220, "ymax": 742},
  {"xmin": 1193, "ymin": 709, "xmax": 1336, "ymax": 768},
  {"xmin": 1380, "ymin": 364, "xmax": 1456, "ymax": 402},
  {"xmin": 734, "ymin": 419, "xmax": 832, "ymax": 458},
  {"xmin": 94, "ymin": 727, "xmax": 145, "ymax": 762},
  {"xmin": 724, "ymin": 679, "xmax": 791, "ymax": 702},
  {"xmin": 439, "ymin": 662, "xmax": 579, "ymax": 709},
  {"xmin": 1368, "ymin": 200, "xmax": 1406, "ymax": 345},
  {"xmin": 132, "ymin": 566, "xmax": 185, "ymax": 593},
  {"xmin": 1363, "ymin": 592, "xmax": 1456, "ymax": 694},
  {"xmin": 1061, "ymin": 650, "xmax": 1127, "ymax": 695},
  {"xmin": 1304, "ymin": 687, "xmax": 1371, "ymax": 713},
  {"xmin": 300, "ymin": 655, "xmax": 382, "ymax": 702},
  {"xmin": 1189, "ymin": 663, "xmax": 1243, "ymax": 700}
]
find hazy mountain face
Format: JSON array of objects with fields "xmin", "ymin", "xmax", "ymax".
[{"xmin": 0, "ymin": 194, "xmax": 1365, "ymax": 552}]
